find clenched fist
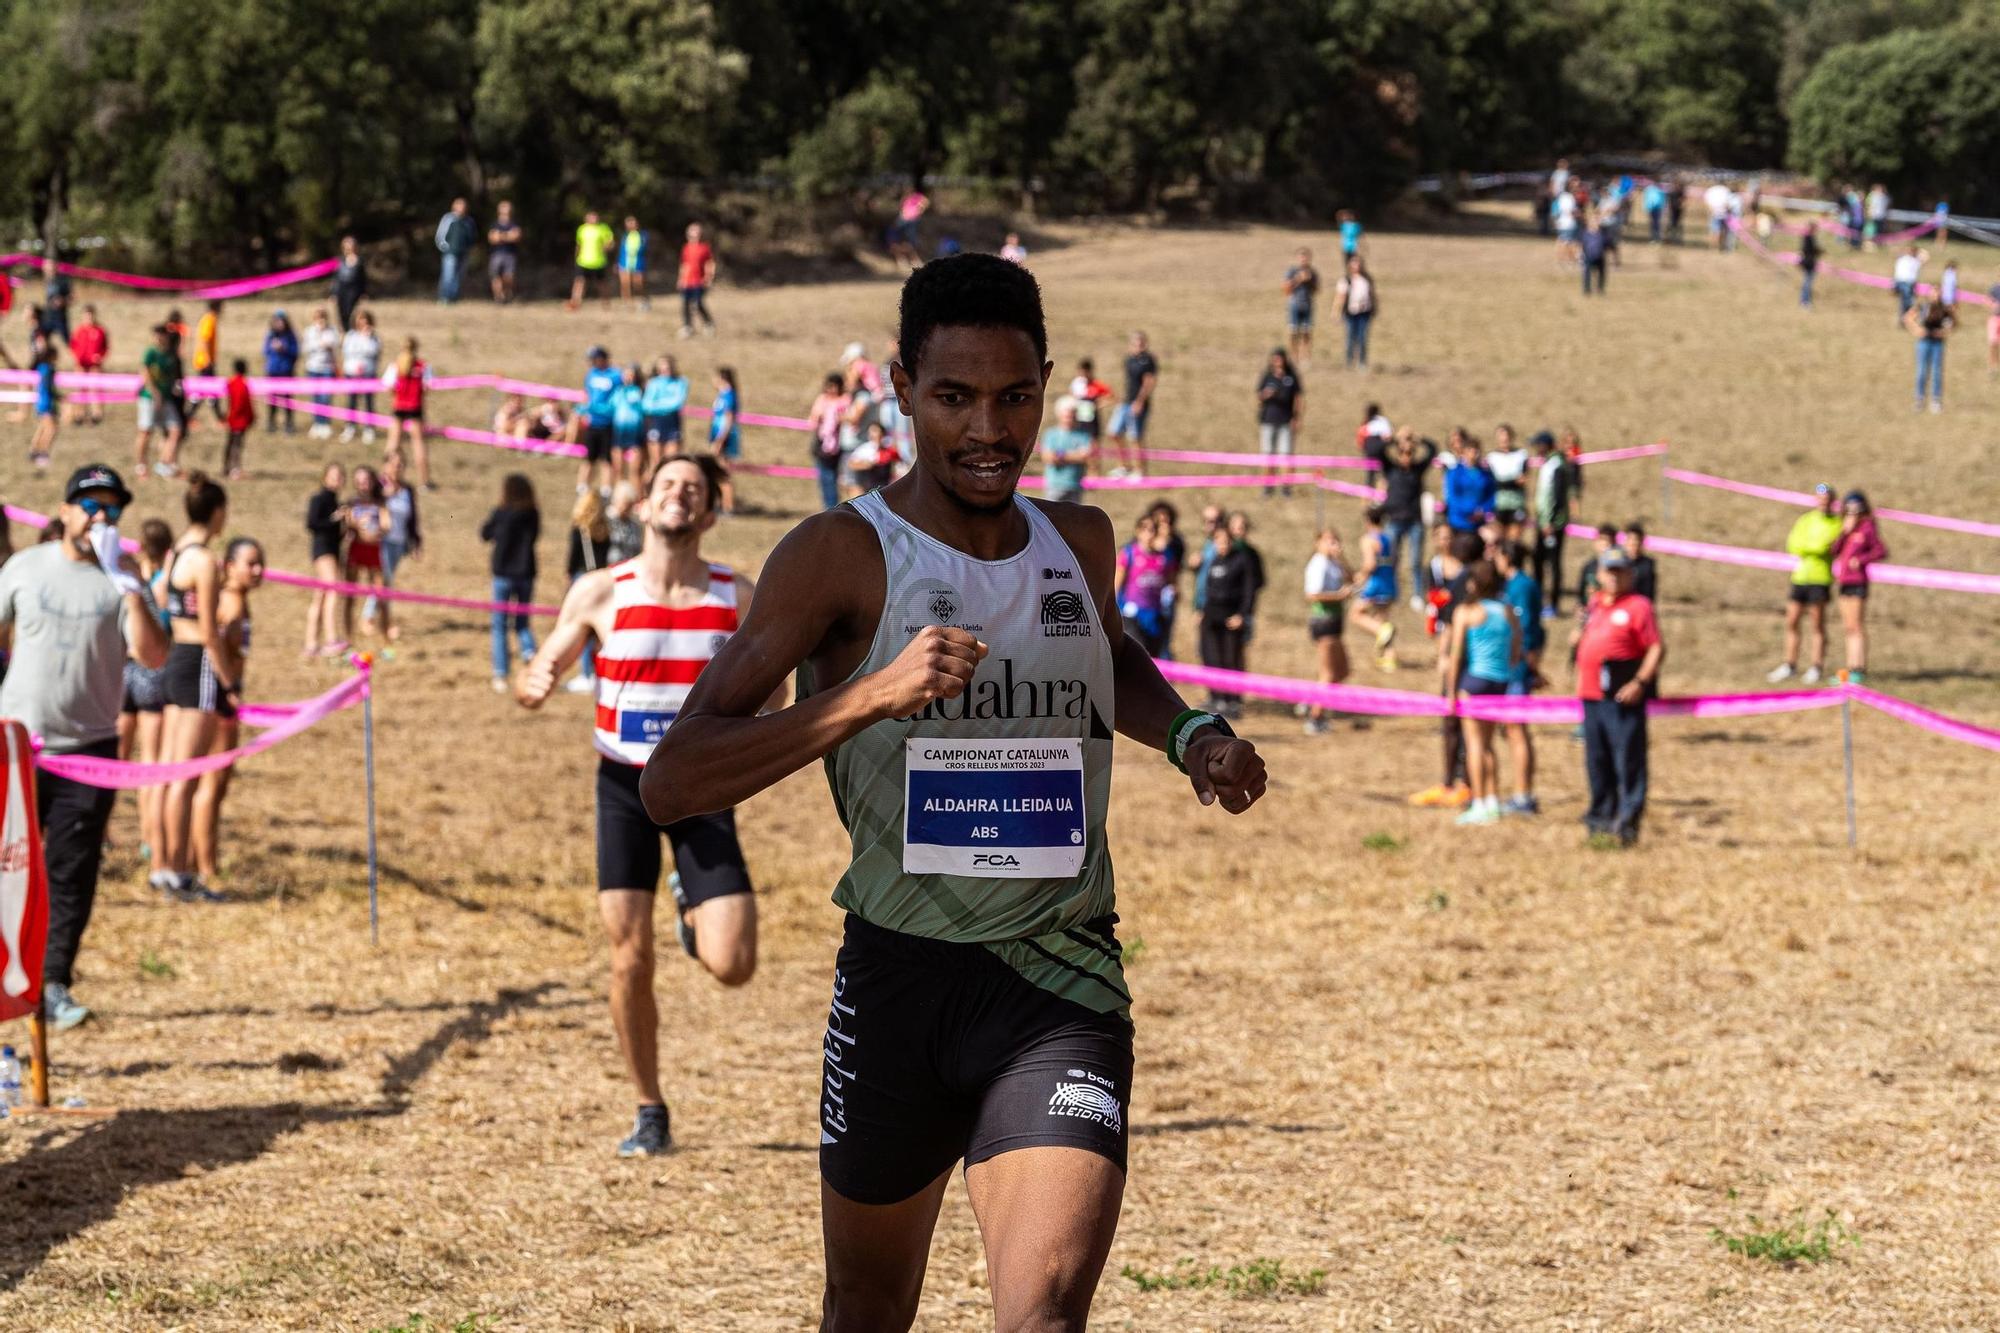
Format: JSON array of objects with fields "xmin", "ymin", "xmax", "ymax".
[{"xmin": 868, "ymin": 626, "xmax": 989, "ymax": 719}]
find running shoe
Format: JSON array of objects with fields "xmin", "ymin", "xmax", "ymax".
[
  {"xmin": 1802, "ymin": 665, "xmax": 1823, "ymax": 685},
  {"xmin": 1455, "ymin": 802, "xmax": 1501, "ymax": 826},
  {"xmin": 1408, "ymin": 783, "xmax": 1464, "ymax": 808},
  {"xmin": 150, "ymin": 869, "xmax": 186, "ymax": 900},
  {"xmin": 1502, "ymin": 794, "xmax": 1541, "ymax": 817},
  {"xmin": 177, "ymin": 874, "xmax": 227, "ymax": 903},
  {"xmin": 618, "ymin": 1104, "xmax": 674, "ymax": 1158},
  {"xmin": 41, "ymin": 982, "xmax": 91, "ymax": 1032},
  {"xmin": 1407, "ymin": 596, "xmax": 1425, "ymax": 613},
  {"xmin": 1374, "ymin": 622, "xmax": 1396, "ymax": 652},
  {"xmin": 1765, "ymin": 663, "xmax": 1796, "ymax": 683},
  {"xmin": 1302, "ymin": 718, "xmax": 1330, "ymax": 736},
  {"xmin": 1847, "ymin": 670, "xmax": 1866, "ymax": 685},
  {"xmin": 1443, "ymin": 783, "xmax": 1472, "ymax": 808},
  {"xmin": 668, "ymin": 871, "xmax": 698, "ymax": 960},
  {"xmin": 154, "ymin": 461, "xmax": 179, "ymax": 479},
  {"xmin": 1377, "ymin": 653, "xmax": 1398, "ymax": 673}
]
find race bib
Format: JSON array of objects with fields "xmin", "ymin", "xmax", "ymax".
[
  {"xmin": 904, "ymin": 738, "xmax": 1086, "ymax": 878},
  {"xmin": 618, "ymin": 710, "xmax": 677, "ymax": 746}
]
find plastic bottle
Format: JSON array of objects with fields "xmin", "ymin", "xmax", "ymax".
[{"xmin": 0, "ymin": 1045, "xmax": 21, "ymax": 1112}]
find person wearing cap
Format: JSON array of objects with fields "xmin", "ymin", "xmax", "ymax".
[
  {"xmin": 1575, "ymin": 547, "xmax": 1662, "ymax": 845},
  {"xmin": 1768, "ymin": 484, "xmax": 1842, "ymax": 685},
  {"xmin": 839, "ymin": 341, "xmax": 881, "ymax": 397},
  {"xmin": 0, "ymin": 465, "xmax": 168, "ymax": 1029}
]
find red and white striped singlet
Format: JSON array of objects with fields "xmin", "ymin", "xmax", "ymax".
[{"xmin": 592, "ymin": 559, "xmax": 738, "ymax": 766}]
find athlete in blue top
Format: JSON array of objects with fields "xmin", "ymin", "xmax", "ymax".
[
  {"xmin": 1493, "ymin": 539, "xmax": 1543, "ymax": 816},
  {"xmin": 618, "ymin": 216, "xmax": 650, "ymax": 309},
  {"xmin": 707, "ymin": 366, "xmax": 740, "ymax": 515},
  {"xmin": 1443, "ymin": 433, "xmax": 1497, "ymax": 533},
  {"xmin": 612, "ymin": 365, "xmax": 646, "ymax": 482},
  {"xmin": 1337, "ymin": 209, "xmax": 1363, "ymax": 256},
  {"xmin": 1445, "ymin": 560, "xmax": 1521, "ymax": 827},
  {"xmin": 580, "ymin": 346, "xmax": 623, "ymax": 491}
]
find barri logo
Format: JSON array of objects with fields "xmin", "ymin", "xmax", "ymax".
[
  {"xmin": 1042, "ymin": 567, "xmax": 1073, "ymax": 580},
  {"xmin": 1040, "ymin": 590, "xmax": 1090, "ymax": 638},
  {"xmin": 1047, "ymin": 1080, "xmax": 1123, "ymax": 1132}
]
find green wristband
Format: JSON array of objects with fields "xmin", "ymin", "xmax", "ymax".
[{"xmin": 1168, "ymin": 708, "xmax": 1233, "ymax": 773}]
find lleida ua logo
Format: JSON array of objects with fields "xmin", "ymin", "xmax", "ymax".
[
  {"xmin": 1048, "ymin": 1079, "xmax": 1123, "ymax": 1132},
  {"xmin": 1040, "ymin": 590, "xmax": 1090, "ymax": 638}
]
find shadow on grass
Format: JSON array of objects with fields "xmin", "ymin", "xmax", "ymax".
[
  {"xmin": 1, "ymin": 981, "xmax": 583, "ymax": 1291},
  {"xmin": 1134, "ymin": 1117, "xmax": 1336, "ymax": 1137}
]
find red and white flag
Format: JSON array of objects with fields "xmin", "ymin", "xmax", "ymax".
[{"xmin": 0, "ymin": 719, "xmax": 48, "ymax": 1023}]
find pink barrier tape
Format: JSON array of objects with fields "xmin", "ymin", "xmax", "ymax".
[
  {"xmin": 1773, "ymin": 215, "xmax": 1939, "ymax": 245},
  {"xmin": 0, "ymin": 253, "xmax": 340, "ymax": 300},
  {"xmin": 727, "ymin": 461, "xmax": 1330, "ymax": 493},
  {"xmin": 261, "ymin": 567, "xmax": 563, "ymax": 617},
  {"xmin": 1663, "ymin": 467, "xmax": 2000, "ymax": 541},
  {"xmin": 1153, "ymin": 660, "xmax": 1847, "ymax": 725},
  {"xmin": 266, "ymin": 396, "xmax": 588, "ymax": 461},
  {"xmin": 3, "ymin": 501, "xmax": 565, "ymax": 618},
  {"xmin": 34, "ymin": 670, "xmax": 367, "ymax": 790},
  {"xmin": 1133, "ymin": 443, "xmax": 1668, "ymax": 472},
  {"xmin": 486, "ymin": 375, "xmax": 815, "ymax": 432},
  {"xmin": 1732, "ymin": 222, "xmax": 1996, "ymax": 308},
  {"xmin": 1565, "ymin": 521, "xmax": 2000, "ymax": 594},
  {"xmin": 1847, "ymin": 686, "xmax": 2000, "ymax": 755}
]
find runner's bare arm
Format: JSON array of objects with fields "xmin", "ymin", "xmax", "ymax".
[
  {"xmin": 730, "ymin": 573, "xmax": 788, "ymax": 714},
  {"xmin": 641, "ymin": 512, "xmax": 985, "ymax": 825},
  {"xmin": 1050, "ymin": 503, "xmax": 1267, "ymax": 814},
  {"xmin": 515, "ymin": 569, "xmax": 613, "ymax": 708}
]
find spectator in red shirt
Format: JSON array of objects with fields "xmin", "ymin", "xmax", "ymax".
[
  {"xmin": 222, "ymin": 359, "xmax": 255, "ymax": 480},
  {"xmin": 1575, "ymin": 547, "xmax": 1664, "ymax": 845},
  {"xmin": 677, "ymin": 223, "xmax": 716, "ymax": 338},
  {"xmin": 69, "ymin": 305, "xmax": 109, "ymax": 424}
]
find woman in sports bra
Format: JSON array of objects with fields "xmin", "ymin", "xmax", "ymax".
[
  {"xmin": 1445, "ymin": 559, "xmax": 1521, "ymax": 829},
  {"xmin": 158, "ymin": 472, "xmax": 233, "ymax": 900},
  {"xmin": 118, "ymin": 518, "xmax": 176, "ymax": 887},
  {"xmin": 191, "ymin": 537, "xmax": 265, "ymax": 891}
]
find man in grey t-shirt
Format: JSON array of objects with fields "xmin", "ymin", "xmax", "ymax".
[{"xmin": 0, "ymin": 464, "xmax": 166, "ymax": 1029}]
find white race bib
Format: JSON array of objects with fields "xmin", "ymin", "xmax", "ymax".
[{"xmin": 903, "ymin": 738, "xmax": 1085, "ymax": 878}]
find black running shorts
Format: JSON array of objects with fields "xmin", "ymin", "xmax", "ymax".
[
  {"xmin": 584, "ymin": 423, "xmax": 616, "ymax": 464},
  {"xmin": 594, "ymin": 758, "xmax": 751, "ymax": 904},
  {"xmin": 818, "ymin": 914, "xmax": 1135, "ymax": 1206},
  {"xmin": 162, "ymin": 641, "xmax": 235, "ymax": 719}
]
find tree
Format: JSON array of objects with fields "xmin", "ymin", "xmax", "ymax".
[
  {"xmin": 1788, "ymin": 23, "xmax": 2000, "ymax": 214},
  {"xmin": 1564, "ymin": 0, "xmax": 1785, "ymax": 164}
]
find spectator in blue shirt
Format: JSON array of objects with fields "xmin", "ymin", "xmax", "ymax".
[
  {"xmin": 263, "ymin": 310, "xmax": 299, "ymax": 434},
  {"xmin": 617, "ymin": 216, "xmax": 650, "ymax": 310},
  {"xmin": 1443, "ymin": 430, "xmax": 1496, "ymax": 533},
  {"xmin": 1642, "ymin": 182, "xmax": 1666, "ymax": 242},
  {"xmin": 1580, "ymin": 216, "xmax": 1610, "ymax": 296}
]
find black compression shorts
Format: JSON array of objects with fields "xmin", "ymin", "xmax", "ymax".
[
  {"xmin": 594, "ymin": 758, "xmax": 751, "ymax": 903},
  {"xmin": 818, "ymin": 913, "xmax": 1135, "ymax": 1206},
  {"xmin": 584, "ymin": 423, "xmax": 616, "ymax": 464},
  {"xmin": 162, "ymin": 641, "xmax": 235, "ymax": 719}
]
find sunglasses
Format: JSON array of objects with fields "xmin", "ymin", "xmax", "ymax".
[{"xmin": 77, "ymin": 497, "xmax": 124, "ymax": 522}]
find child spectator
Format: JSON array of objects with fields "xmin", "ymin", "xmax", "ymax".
[{"xmin": 222, "ymin": 360, "xmax": 254, "ymax": 480}]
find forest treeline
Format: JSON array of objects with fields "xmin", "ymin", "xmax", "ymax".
[{"xmin": 2, "ymin": 0, "xmax": 1996, "ymax": 268}]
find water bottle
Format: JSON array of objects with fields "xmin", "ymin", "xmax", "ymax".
[{"xmin": 0, "ymin": 1045, "xmax": 22, "ymax": 1112}]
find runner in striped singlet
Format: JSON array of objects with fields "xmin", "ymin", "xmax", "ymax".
[
  {"xmin": 639, "ymin": 255, "xmax": 1268, "ymax": 1331},
  {"xmin": 518, "ymin": 454, "xmax": 777, "ymax": 1159}
]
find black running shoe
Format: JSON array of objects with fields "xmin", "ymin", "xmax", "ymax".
[{"xmin": 618, "ymin": 1104, "xmax": 673, "ymax": 1158}]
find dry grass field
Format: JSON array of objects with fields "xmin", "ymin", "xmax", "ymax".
[{"xmin": 2, "ymin": 208, "xmax": 1997, "ymax": 1330}]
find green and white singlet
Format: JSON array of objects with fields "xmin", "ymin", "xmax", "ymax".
[{"xmin": 816, "ymin": 490, "xmax": 1128, "ymax": 1015}]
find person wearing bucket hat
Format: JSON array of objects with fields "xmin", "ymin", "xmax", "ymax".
[{"xmin": 0, "ymin": 464, "xmax": 168, "ymax": 1030}]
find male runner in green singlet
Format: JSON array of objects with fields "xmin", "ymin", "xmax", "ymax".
[{"xmin": 641, "ymin": 254, "xmax": 1268, "ymax": 1331}]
